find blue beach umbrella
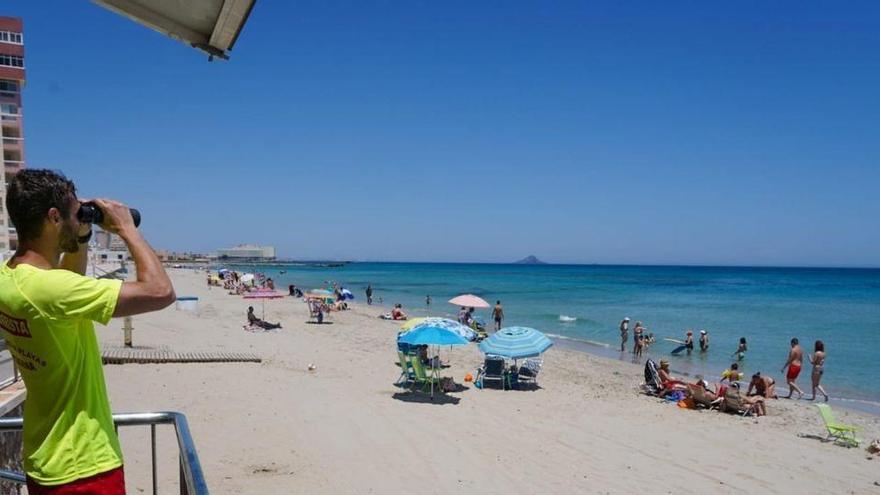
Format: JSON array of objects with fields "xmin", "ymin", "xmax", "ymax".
[
  {"xmin": 399, "ymin": 318, "xmax": 477, "ymax": 342},
  {"xmin": 479, "ymin": 326, "xmax": 553, "ymax": 359},
  {"xmin": 398, "ymin": 325, "xmax": 469, "ymax": 346}
]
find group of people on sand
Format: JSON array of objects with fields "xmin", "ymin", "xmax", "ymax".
[{"xmin": 651, "ymin": 337, "xmax": 830, "ymax": 417}]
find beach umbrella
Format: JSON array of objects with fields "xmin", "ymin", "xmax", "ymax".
[
  {"xmin": 398, "ymin": 324, "xmax": 468, "ymax": 396},
  {"xmin": 240, "ymin": 273, "xmax": 255, "ymax": 284},
  {"xmin": 340, "ymin": 289, "xmax": 354, "ymax": 300},
  {"xmin": 448, "ymin": 294, "xmax": 490, "ymax": 308},
  {"xmin": 243, "ymin": 290, "xmax": 284, "ymax": 320},
  {"xmin": 399, "ymin": 317, "xmax": 477, "ymax": 341},
  {"xmin": 479, "ymin": 326, "xmax": 553, "ymax": 359}
]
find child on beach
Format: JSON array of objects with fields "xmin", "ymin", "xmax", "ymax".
[{"xmin": 721, "ymin": 363, "xmax": 743, "ymax": 383}]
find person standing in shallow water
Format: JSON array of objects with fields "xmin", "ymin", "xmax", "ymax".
[
  {"xmin": 365, "ymin": 284, "xmax": 373, "ymax": 305},
  {"xmin": 492, "ymin": 300, "xmax": 504, "ymax": 331},
  {"xmin": 808, "ymin": 340, "xmax": 828, "ymax": 402},
  {"xmin": 699, "ymin": 330, "xmax": 709, "ymax": 352},
  {"xmin": 782, "ymin": 338, "xmax": 805, "ymax": 399},
  {"xmin": 619, "ymin": 317, "xmax": 629, "ymax": 352}
]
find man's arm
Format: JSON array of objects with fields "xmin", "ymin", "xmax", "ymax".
[{"xmin": 91, "ymin": 199, "xmax": 175, "ymax": 317}]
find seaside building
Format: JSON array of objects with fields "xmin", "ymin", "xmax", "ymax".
[
  {"xmin": 0, "ymin": 17, "xmax": 24, "ymax": 255},
  {"xmin": 215, "ymin": 244, "xmax": 276, "ymax": 261}
]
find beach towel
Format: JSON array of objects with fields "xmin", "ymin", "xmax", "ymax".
[{"xmin": 644, "ymin": 359, "xmax": 662, "ymax": 395}]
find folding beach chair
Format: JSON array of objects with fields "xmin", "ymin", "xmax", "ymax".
[
  {"xmin": 642, "ymin": 359, "xmax": 662, "ymax": 395},
  {"xmin": 721, "ymin": 388, "xmax": 758, "ymax": 416},
  {"xmin": 476, "ymin": 356, "xmax": 509, "ymax": 390},
  {"xmin": 410, "ymin": 356, "xmax": 440, "ymax": 393},
  {"xmin": 687, "ymin": 383, "xmax": 721, "ymax": 410},
  {"xmin": 396, "ymin": 351, "xmax": 415, "ymax": 386},
  {"xmin": 815, "ymin": 404, "xmax": 860, "ymax": 447},
  {"xmin": 517, "ymin": 358, "xmax": 543, "ymax": 386}
]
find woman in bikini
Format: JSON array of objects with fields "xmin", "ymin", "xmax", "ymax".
[{"xmin": 808, "ymin": 340, "xmax": 829, "ymax": 402}]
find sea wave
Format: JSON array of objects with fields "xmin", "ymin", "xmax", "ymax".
[{"xmin": 558, "ymin": 315, "xmax": 578, "ymax": 322}]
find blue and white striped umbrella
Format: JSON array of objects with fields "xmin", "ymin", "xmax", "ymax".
[{"xmin": 478, "ymin": 326, "xmax": 553, "ymax": 359}]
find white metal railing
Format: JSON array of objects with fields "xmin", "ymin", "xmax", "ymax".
[{"xmin": 0, "ymin": 411, "xmax": 208, "ymax": 494}]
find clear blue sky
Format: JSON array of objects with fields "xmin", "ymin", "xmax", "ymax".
[{"xmin": 7, "ymin": 2, "xmax": 880, "ymax": 266}]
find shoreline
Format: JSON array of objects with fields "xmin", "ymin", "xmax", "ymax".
[
  {"xmin": 99, "ymin": 269, "xmax": 880, "ymax": 494},
  {"xmin": 321, "ymin": 295, "xmax": 880, "ymax": 417}
]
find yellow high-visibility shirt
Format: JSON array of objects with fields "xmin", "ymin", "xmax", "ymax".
[{"xmin": 0, "ymin": 262, "xmax": 123, "ymax": 485}]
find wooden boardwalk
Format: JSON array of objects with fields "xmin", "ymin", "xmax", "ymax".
[{"xmin": 101, "ymin": 346, "xmax": 261, "ymax": 365}]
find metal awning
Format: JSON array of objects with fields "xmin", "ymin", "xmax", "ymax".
[{"xmin": 92, "ymin": 0, "xmax": 256, "ymax": 60}]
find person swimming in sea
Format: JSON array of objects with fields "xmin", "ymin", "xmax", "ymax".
[{"xmin": 732, "ymin": 337, "xmax": 747, "ymax": 361}]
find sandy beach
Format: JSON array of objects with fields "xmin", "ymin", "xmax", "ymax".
[{"xmin": 97, "ymin": 269, "xmax": 880, "ymax": 494}]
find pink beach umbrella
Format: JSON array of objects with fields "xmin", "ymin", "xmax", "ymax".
[
  {"xmin": 243, "ymin": 290, "xmax": 285, "ymax": 320},
  {"xmin": 448, "ymin": 294, "xmax": 490, "ymax": 309}
]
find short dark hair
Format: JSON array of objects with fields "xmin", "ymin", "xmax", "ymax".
[
  {"xmin": 6, "ymin": 169, "xmax": 77, "ymax": 242},
  {"xmin": 731, "ymin": 363, "xmax": 739, "ymax": 370},
  {"xmin": 791, "ymin": 338, "xmax": 799, "ymax": 345},
  {"xmin": 815, "ymin": 340, "xmax": 824, "ymax": 352}
]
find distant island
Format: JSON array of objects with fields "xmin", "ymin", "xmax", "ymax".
[{"xmin": 514, "ymin": 255, "xmax": 547, "ymax": 265}]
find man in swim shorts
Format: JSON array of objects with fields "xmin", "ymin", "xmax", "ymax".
[
  {"xmin": 492, "ymin": 300, "xmax": 504, "ymax": 331},
  {"xmin": 781, "ymin": 338, "xmax": 805, "ymax": 399}
]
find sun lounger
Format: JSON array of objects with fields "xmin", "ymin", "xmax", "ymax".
[
  {"xmin": 517, "ymin": 358, "xmax": 542, "ymax": 386},
  {"xmin": 815, "ymin": 404, "xmax": 860, "ymax": 447},
  {"xmin": 476, "ymin": 356, "xmax": 510, "ymax": 390}
]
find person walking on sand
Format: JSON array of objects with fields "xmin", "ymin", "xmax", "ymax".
[
  {"xmin": 0, "ymin": 170, "xmax": 176, "ymax": 494},
  {"xmin": 492, "ymin": 300, "xmax": 504, "ymax": 331},
  {"xmin": 365, "ymin": 284, "xmax": 373, "ymax": 305},
  {"xmin": 781, "ymin": 338, "xmax": 805, "ymax": 399},
  {"xmin": 619, "ymin": 317, "xmax": 630, "ymax": 352},
  {"xmin": 808, "ymin": 340, "xmax": 829, "ymax": 402}
]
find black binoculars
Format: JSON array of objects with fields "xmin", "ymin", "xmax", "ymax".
[{"xmin": 77, "ymin": 202, "xmax": 141, "ymax": 228}]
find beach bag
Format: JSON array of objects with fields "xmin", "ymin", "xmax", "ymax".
[
  {"xmin": 868, "ymin": 439, "xmax": 880, "ymax": 455},
  {"xmin": 441, "ymin": 377, "xmax": 457, "ymax": 392}
]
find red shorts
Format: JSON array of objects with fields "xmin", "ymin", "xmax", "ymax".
[
  {"xmin": 27, "ymin": 466, "xmax": 125, "ymax": 495},
  {"xmin": 786, "ymin": 364, "xmax": 802, "ymax": 381}
]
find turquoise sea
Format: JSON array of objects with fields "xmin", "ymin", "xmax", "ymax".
[{"xmin": 226, "ymin": 262, "xmax": 880, "ymax": 409}]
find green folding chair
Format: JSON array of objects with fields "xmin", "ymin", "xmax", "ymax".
[
  {"xmin": 410, "ymin": 356, "xmax": 440, "ymax": 393},
  {"xmin": 396, "ymin": 351, "xmax": 415, "ymax": 386},
  {"xmin": 816, "ymin": 404, "xmax": 860, "ymax": 448}
]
